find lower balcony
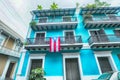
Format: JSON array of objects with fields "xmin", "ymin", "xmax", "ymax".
[
  {"xmin": 88, "ymin": 34, "xmax": 120, "ymax": 50},
  {"xmin": 0, "ymin": 46, "xmax": 20, "ymax": 57},
  {"xmin": 25, "ymin": 36, "xmax": 83, "ymax": 52}
]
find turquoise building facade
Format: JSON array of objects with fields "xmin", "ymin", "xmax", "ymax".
[{"xmin": 16, "ymin": 7, "xmax": 120, "ymax": 80}]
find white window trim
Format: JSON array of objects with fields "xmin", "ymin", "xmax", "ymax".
[
  {"xmin": 88, "ymin": 29, "xmax": 100, "ymax": 36},
  {"xmin": 34, "ymin": 31, "xmax": 46, "ymax": 38},
  {"xmin": 63, "ymin": 30, "xmax": 75, "ymax": 37},
  {"xmin": 1, "ymin": 57, "xmax": 18, "ymax": 80},
  {"xmin": 63, "ymin": 30, "xmax": 76, "ymax": 44},
  {"xmin": 25, "ymin": 53, "xmax": 46, "ymax": 80},
  {"xmin": 62, "ymin": 53, "xmax": 83, "ymax": 80},
  {"xmin": 94, "ymin": 51, "xmax": 118, "ymax": 74}
]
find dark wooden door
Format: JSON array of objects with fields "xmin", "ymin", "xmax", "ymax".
[
  {"xmin": 98, "ymin": 57, "xmax": 113, "ymax": 73},
  {"xmin": 35, "ymin": 33, "xmax": 45, "ymax": 44},
  {"xmin": 65, "ymin": 58, "xmax": 80, "ymax": 80},
  {"xmin": 6, "ymin": 62, "xmax": 15, "ymax": 80},
  {"xmin": 90, "ymin": 29, "xmax": 108, "ymax": 42},
  {"xmin": 98, "ymin": 29, "xmax": 108, "ymax": 42},
  {"xmin": 65, "ymin": 31, "xmax": 75, "ymax": 43},
  {"xmin": 30, "ymin": 59, "xmax": 42, "ymax": 70}
]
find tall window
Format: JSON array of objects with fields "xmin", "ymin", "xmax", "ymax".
[
  {"xmin": 64, "ymin": 31, "xmax": 75, "ymax": 43},
  {"xmin": 30, "ymin": 59, "xmax": 43, "ymax": 73},
  {"xmin": 114, "ymin": 30, "xmax": 120, "ymax": 37},
  {"xmin": 90, "ymin": 29, "xmax": 108, "ymax": 42},
  {"xmin": 97, "ymin": 57, "xmax": 113, "ymax": 73},
  {"xmin": 35, "ymin": 33, "xmax": 45, "ymax": 44}
]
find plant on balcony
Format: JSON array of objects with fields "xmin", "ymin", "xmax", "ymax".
[
  {"xmin": 29, "ymin": 68, "xmax": 46, "ymax": 80},
  {"xmin": 23, "ymin": 41, "xmax": 28, "ymax": 45},
  {"xmin": 50, "ymin": 2, "xmax": 58, "ymax": 10},
  {"xmin": 30, "ymin": 21, "xmax": 36, "ymax": 27},
  {"xmin": 37, "ymin": 5, "xmax": 43, "ymax": 10},
  {"xmin": 76, "ymin": 2, "xmax": 80, "ymax": 9},
  {"xmin": 85, "ymin": 0, "xmax": 111, "ymax": 8}
]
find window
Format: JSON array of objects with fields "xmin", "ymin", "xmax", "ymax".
[
  {"xmin": 6, "ymin": 62, "xmax": 15, "ymax": 79},
  {"xmin": 39, "ymin": 17, "xmax": 47, "ymax": 23},
  {"xmin": 97, "ymin": 57, "xmax": 113, "ymax": 73},
  {"xmin": 64, "ymin": 31, "xmax": 75, "ymax": 43},
  {"xmin": 114, "ymin": 30, "xmax": 120, "ymax": 37},
  {"xmin": 90, "ymin": 29, "xmax": 108, "ymax": 42},
  {"xmin": 35, "ymin": 33, "xmax": 45, "ymax": 44},
  {"xmin": 93, "ymin": 14, "xmax": 109, "ymax": 21},
  {"xmin": 30, "ymin": 59, "xmax": 43, "ymax": 73},
  {"xmin": 63, "ymin": 16, "xmax": 71, "ymax": 22}
]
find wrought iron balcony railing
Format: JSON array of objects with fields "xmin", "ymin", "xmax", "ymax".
[
  {"xmin": 0, "ymin": 45, "xmax": 20, "ymax": 57},
  {"xmin": 26, "ymin": 36, "xmax": 82, "ymax": 45},
  {"xmin": 84, "ymin": 16, "xmax": 120, "ymax": 23},
  {"xmin": 33, "ymin": 17, "xmax": 77, "ymax": 23},
  {"xmin": 88, "ymin": 34, "xmax": 120, "ymax": 45}
]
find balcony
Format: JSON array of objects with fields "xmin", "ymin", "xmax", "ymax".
[
  {"xmin": 88, "ymin": 34, "xmax": 120, "ymax": 50},
  {"xmin": 0, "ymin": 46, "xmax": 20, "ymax": 57},
  {"xmin": 80, "ymin": 7, "xmax": 120, "ymax": 15},
  {"xmin": 31, "ymin": 17, "xmax": 78, "ymax": 31},
  {"xmin": 83, "ymin": 15, "xmax": 120, "ymax": 29},
  {"xmin": 25, "ymin": 36, "xmax": 83, "ymax": 52}
]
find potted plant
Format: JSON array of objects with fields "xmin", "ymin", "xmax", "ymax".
[
  {"xmin": 29, "ymin": 68, "xmax": 46, "ymax": 80},
  {"xmin": 37, "ymin": 5, "xmax": 43, "ymax": 10},
  {"xmin": 50, "ymin": 2, "xmax": 58, "ymax": 10},
  {"xmin": 30, "ymin": 21, "xmax": 36, "ymax": 27}
]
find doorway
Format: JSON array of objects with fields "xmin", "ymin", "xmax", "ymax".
[{"xmin": 65, "ymin": 58, "xmax": 80, "ymax": 80}]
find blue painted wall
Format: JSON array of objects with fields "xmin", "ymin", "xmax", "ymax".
[
  {"xmin": 14, "ymin": 53, "xmax": 22, "ymax": 80},
  {"xmin": 112, "ymin": 49, "xmax": 120, "ymax": 71},
  {"xmin": 21, "ymin": 51, "xmax": 30, "ymax": 76},
  {"xmin": 75, "ymin": 15, "xmax": 89, "ymax": 43},
  {"xmin": 22, "ymin": 9, "xmax": 120, "ymax": 78},
  {"xmin": 80, "ymin": 49, "xmax": 99, "ymax": 75},
  {"xmin": 44, "ymin": 53, "xmax": 63, "ymax": 76}
]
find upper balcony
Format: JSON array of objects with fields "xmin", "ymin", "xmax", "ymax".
[
  {"xmin": 80, "ymin": 7, "xmax": 120, "ymax": 15},
  {"xmin": 31, "ymin": 8, "xmax": 78, "ymax": 31},
  {"xmin": 0, "ymin": 45, "xmax": 20, "ymax": 57},
  {"xmin": 83, "ymin": 15, "xmax": 120, "ymax": 29},
  {"xmin": 25, "ymin": 36, "xmax": 83, "ymax": 52},
  {"xmin": 88, "ymin": 34, "xmax": 120, "ymax": 50},
  {"xmin": 31, "ymin": 16, "xmax": 78, "ymax": 31}
]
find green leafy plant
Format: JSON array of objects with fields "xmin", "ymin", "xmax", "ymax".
[
  {"xmin": 76, "ymin": 2, "xmax": 80, "ymax": 8},
  {"xmin": 30, "ymin": 21, "xmax": 36, "ymax": 27},
  {"xmin": 37, "ymin": 5, "xmax": 43, "ymax": 10},
  {"xmin": 85, "ymin": 0, "xmax": 111, "ymax": 8},
  {"xmin": 50, "ymin": 2, "xmax": 58, "ymax": 10},
  {"xmin": 29, "ymin": 68, "xmax": 46, "ymax": 80},
  {"xmin": 23, "ymin": 42, "xmax": 28, "ymax": 45}
]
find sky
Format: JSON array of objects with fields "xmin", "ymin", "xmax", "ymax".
[{"xmin": 0, "ymin": 0, "xmax": 120, "ymax": 39}]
